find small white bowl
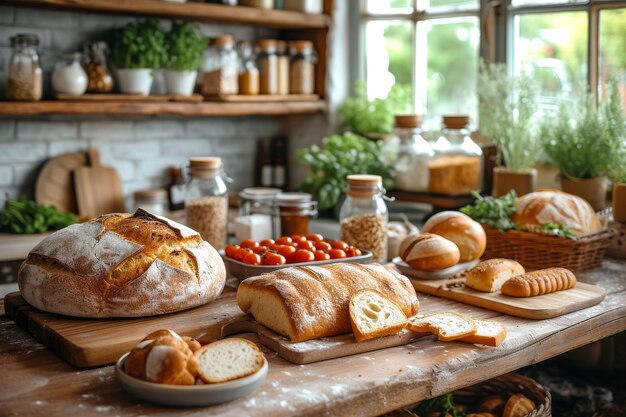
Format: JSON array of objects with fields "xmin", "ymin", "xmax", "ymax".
[{"xmin": 115, "ymin": 352, "xmax": 268, "ymax": 407}]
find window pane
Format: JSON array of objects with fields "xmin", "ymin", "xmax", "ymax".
[
  {"xmin": 513, "ymin": 11, "xmax": 587, "ymax": 111},
  {"xmin": 416, "ymin": 17, "xmax": 479, "ymax": 127},
  {"xmin": 417, "ymin": 0, "xmax": 479, "ymax": 13},
  {"xmin": 511, "ymin": 0, "xmax": 586, "ymax": 6},
  {"xmin": 365, "ymin": 20, "xmax": 413, "ymax": 100},
  {"xmin": 366, "ymin": 0, "xmax": 413, "ymax": 14},
  {"xmin": 599, "ymin": 7, "xmax": 626, "ymax": 108}
]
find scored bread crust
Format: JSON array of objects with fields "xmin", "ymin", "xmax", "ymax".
[
  {"xmin": 18, "ymin": 209, "xmax": 226, "ymax": 317},
  {"xmin": 421, "ymin": 211, "xmax": 486, "ymax": 262},
  {"xmin": 399, "ymin": 233, "xmax": 460, "ymax": 270},
  {"xmin": 501, "ymin": 267, "xmax": 576, "ymax": 297},
  {"xmin": 465, "ymin": 258, "xmax": 525, "ymax": 293},
  {"xmin": 237, "ymin": 263, "xmax": 420, "ymax": 343}
]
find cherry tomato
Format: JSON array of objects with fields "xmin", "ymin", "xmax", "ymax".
[
  {"xmin": 276, "ymin": 236, "xmax": 293, "ymax": 245},
  {"xmin": 313, "ymin": 241, "xmax": 332, "ymax": 251},
  {"xmin": 330, "ymin": 240, "xmax": 349, "ymax": 250},
  {"xmin": 260, "ymin": 239, "xmax": 275, "ymax": 247},
  {"xmin": 291, "ymin": 235, "xmax": 307, "ymax": 244},
  {"xmin": 243, "ymin": 252, "xmax": 262, "ymax": 265},
  {"xmin": 313, "ymin": 250, "xmax": 330, "ymax": 261},
  {"xmin": 293, "ymin": 249, "xmax": 315, "ymax": 263},
  {"xmin": 240, "ymin": 239, "xmax": 259, "ymax": 249},
  {"xmin": 328, "ymin": 248, "xmax": 347, "ymax": 259},
  {"xmin": 306, "ymin": 233, "xmax": 324, "ymax": 242},
  {"xmin": 252, "ymin": 245, "xmax": 269, "ymax": 254},
  {"xmin": 234, "ymin": 247, "xmax": 251, "ymax": 262},
  {"xmin": 275, "ymin": 245, "xmax": 296, "ymax": 262},
  {"xmin": 224, "ymin": 244, "xmax": 239, "ymax": 258},
  {"xmin": 295, "ymin": 240, "xmax": 315, "ymax": 251},
  {"xmin": 263, "ymin": 252, "xmax": 286, "ymax": 265},
  {"xmin": 345, "ymin": 247, "xmax": 362, "ymax": 258}
]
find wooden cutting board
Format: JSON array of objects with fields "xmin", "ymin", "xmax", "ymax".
[
  {"xmin": 35, "ymin": 152, "xmax": 88, "ymax": 214},
  {"xmin": 3, "ymin": 289, "xmax": 427, "ymax": 368},
  {"xmin": 73, "ymin": 148, "xmax": 125, "ymax": 218}
]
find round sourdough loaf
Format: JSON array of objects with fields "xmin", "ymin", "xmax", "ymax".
[
  {"xmin": 399, "ymin": 233, "xmax": 460, "ymax": 270},
  {"xmin": 421, "ymin": 211, "xmax": 486, "ymax": 262},
  {"xmin": 18, "ymin": 209, "xmax": 226, "ymax": 318}
]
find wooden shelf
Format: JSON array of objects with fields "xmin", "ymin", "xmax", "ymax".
[
  {"xmin": 6, "ymin": 0, "xmax": 330, "ymax": 29},
  {"xmin": 0, "ymin": 100, "xmax": 327, "ymax": 117},
  {"xmin": 387, "ymin": 189, "xmax": 475, "ymax": 210}
]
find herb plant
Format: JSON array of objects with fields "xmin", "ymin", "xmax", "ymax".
[
  {"xmin": 1, "ymin": 198, "xmax": 78, "ymax": 234},
  {"xmin": 111, "ymin": 19, "xmax": 168, "ymax": 69},
  {"xmin": 609, "ymin": 145, "xmax": 626, "ymax": 183},
  {"xmin": 460, "ymin": 191, "xmax": 518, "ymax": 231},
  {"xmin": 165, "ymin": 21, "xmax": 207, "ymax": 71},
  {"xmin": 296, "ymin": 132, "xmax": 395, "ymax": 211}
]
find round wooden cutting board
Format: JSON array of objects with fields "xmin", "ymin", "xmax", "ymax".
[{"xmin": 35, "ymin": 152, "xmax": 87, "ymax": 214}]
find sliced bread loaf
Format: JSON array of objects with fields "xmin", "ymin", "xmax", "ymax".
[
  {"xmin": 407, "ymin": 311, "xmax": 477, "ymax": 341},
  {"xmin": 459, "ymin": 319, "xmax": 507, "ymax": 347},
  {"xmin": 195, "ymin": 338, "xmax": 265, "ymax": 383},
  {"xmin": 349, "ymin": 289, "xmax": 408, "ymax": 342}
]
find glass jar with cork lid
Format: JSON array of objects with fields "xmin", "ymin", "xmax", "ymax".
[
  {"xmin": 257, "ymin": 39, "xmax": 278, "ymax": 95},
  {"xmin": 339, "ymin": 175, "xmax": 389, "ymax": 263},
  {"xmin": 201, "ymin": 35, "xmax": 238, "ymax": 96},
  {"xmin": 276, "ymin": 192, "xmax": 317, "ymax": 237},
  {"xmin": 393, "ymin": 114, "xmax": 433, "ymax": 192},
  {"xmin": 6, "ymin": 34, "xmax": 43, "ymax": 101},
  {"xmin": 133, "ymin": 189, "xmax": 169, "ymax": 216},
  {"xmin": 185, "ymin": 157, "xmax": 229, "ymax": 250},
  {"xmin": 289, "ymin": 40, "xmax": 316, "ymax": 95}
]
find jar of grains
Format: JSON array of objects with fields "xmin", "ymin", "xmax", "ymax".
[
  {"xmin": 83, "ymin": 41, "xmax": 114, "ymax": 93},
  {"xmin": 201, "ymin": 35, "xmax": 238, "ymax": 96},
  {"xmin": 276, "ymin": 40, "xmax": 290, "ymax": 95},
  {"xmin": 289, "ymin": 40, "xmax": 316, "ymax": 94},
  {"xmin": 257, "ymin": 39, "xmax": 278, "ymax": 95},
  {"xmin": 276, "ymin": 192, "xmax": 317, "ymax": 237},
  {"xmin": 339, "ymin": 175, "xmax": 388, "ymax": 262},
  {"xmin": 393, "ymin": 114, "xmax": 434, "ymax": 192},
  {"xmin": 185, "ymin": 157, "xmax": 229, "ymax": 250},
  {"xmin": 6, "ymin": 34, "xmax": 42, "ymax": 101},
  {"xmin": 237, "ymin": 41, "xmax": 259, "ymax": 95}
]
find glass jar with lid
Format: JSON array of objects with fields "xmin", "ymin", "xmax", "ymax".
[
  {"xmin": 276, "ymin": 192, "xmax": 317, "ymax": 237},
  {"xmin": 185, "ymin": 157, "xmax": 229, "ymax": 250},
  {"xmin": 83, "ymin": 41, "xmax": 114, "ymax": 93},
  {"xmin": 339, "ymin": 175, "xmax": 388, "ymax": 263},
  {"xmin": 133, "ymin": 189, "xmax": 169, "ymax": 216},
  {"xmin": 257, "ymin": 39, "xmax": 278, "ymax": 95},
  {"xmin": 237, "ymin": 41, "xmax": 259, "ymax": 95},
  {"xmin": 6, "ymin": 34, "xmax": 42, "ymax": 101},
  {"xmin": 428, "ymin": 115, "xmax": 483, "ymax": 195},
  {"xmin": 52, "ymin": 53, "xmax": 88, "ymax": 96},
  {"xmin": 237, "ymin": 187, "xmax": 281, "ymax": 240},
  {"xmin": 289, "ymin": 40, "xmax": 317, "ymax": 94},
  {"xmin": 276, "ymin": 40, "xmax": 290, "ymax": 95},
  {"xmin": 201, "ymin": 35, "xmax": 238, "ymax": 96},
  {"xmin": 393, "ymin": 114, "xmax": 434, "ymax": 192}
]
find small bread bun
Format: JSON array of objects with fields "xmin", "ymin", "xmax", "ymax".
[
  {"xmin": 465, "ymin": 258, "xmax": 525, "ymax": 293},
  {"xmin": 399, "ymin": 233, "xmax": 460, "ymax": 270},
  {"xmin": 421, "ymin": 211, "xmax": 487, "ymax": 262}
]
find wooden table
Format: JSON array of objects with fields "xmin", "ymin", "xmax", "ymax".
[{"xmin": 1, "ymin": 259, "xmax": 624, "ymax": 417}]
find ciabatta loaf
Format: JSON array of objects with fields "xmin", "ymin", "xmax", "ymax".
[
  {"xmin": 237, "ymin": 263, "xmax": 419, "ymax": 342},
  {"xmin": 408, "ymin": 311, "xmax": 477, "ymax": 341},
  {"xmin": 18, "ymin": 209, "xmax": 226, "ymax": 317},
  {"xmin": 459, "ymin": 319, "xmax": 507, "ymax": 347},
  {"xmin": 195, "ymin": 338, "xmax": 265, "ymax": 383},
  {"xmin": 421, "ymin": 211, "xmax": 486, "ymax": 262},
  {"xmin": 501, "ymin": 267, "xmax": 576, "ymax": 297},
  {"xmin": 465, "ymin": 259, "xmax": 525, "ymax": 293},
  {"xmin": 349, "ymin": 289, "xmax": 408, "ymax": 342}
]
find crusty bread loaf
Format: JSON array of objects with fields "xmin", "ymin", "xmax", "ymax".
[
  {"xmin": 237, "ymin": 263, "xmax": 419, "ymax": 343},
  {"xmin": 349, "ymin": 289, "xmax": 408, "ymax": 342},
  {"xmin": 18, "ymin": 209, "xmax": 226, "ymax": 318},
  {"xmin": 465, "ymin": 259, "xmax": 525, "ymax": 293},
  {"xmin": 407, "ymin": 311, "xmax": 477, "ymax": 341},
  {"xmin": 513, "ymin": 190, "xmax": 602, "ymax": 237},
  {"xmin": 399, "ymin": 233, "xmax": 460, "ymax": 270},
  {"xmin": 501, "ymin": 267, "xmax": 576, "ymax": 297},
  {"xmin": 195, "ymin": 338, "xmax": 265, "ymax": 383},
  {"xmin": 459, "ymin": 319, "xmax": 507, "ymax": 347},
  {"xmin": 502, "ymin": 394, "xmax": 535, "ymax": 417},
  {"xmin": 421, "ymin": 211, "xmax": 486, "ymax": 262}
]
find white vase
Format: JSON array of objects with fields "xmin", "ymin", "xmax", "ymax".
[
  {"xmin": 117, "ymin": 68, "xmax": 153, "ymax": 95},
  {"xmin": 164, "ymin": 70, "xmax": 198, "ymax": 96}
]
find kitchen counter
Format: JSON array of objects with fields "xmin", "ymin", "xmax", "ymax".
[{"xmin": 1, "ymin": 258, "xmax": 624, "ymax": 417}]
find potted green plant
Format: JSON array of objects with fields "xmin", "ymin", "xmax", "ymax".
[
  {"xmin": 541, "ymin": 80, "xmax": 623, "ymax": 211},
  {"xmin": 164, "ymin": 21, "xmax": 206, "ymax": 96},
  {"xmin": 111, "ymin": 19, "xmax": 167, "ymax": 95},
  {"xmin": 477, "ymin": 61, "xmax": 542, "ymax": 197}
]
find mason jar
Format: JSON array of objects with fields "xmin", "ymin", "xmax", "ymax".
[
  {"xmin": 201, "ymin": 35, "xmax": 238, "ymax": 96},
  {"xmin": 6, "ymin": 34, "xmax": 42, "ymax": 101}
]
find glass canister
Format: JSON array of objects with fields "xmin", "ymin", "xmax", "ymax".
[
  {"xmin": 6, "ymin": 34, "xmax": 42, "ymax": 101},
  {"xmin": 339, "ymin": 175, "xmax": 388, "ymax": 263},
  {"xmin": 201, "ymin": 35, "xmax": 239, "ymax": 96},
  {"xmin": 276, "ymin": 192, "xmax": 317, "ymax": 237},
  {"xmin": 237, "ymin": 41, "xmax": 259, "ymax": 95},
  {"xmin": 52, "ymin": 53, "xmax": 88, "ymax": 96},
  {"xmin": 428, "ymin": 115, "xmax": 483, "ymax": 195},
  {"xmin": 133, "ymin": 189, "xmax": 169, "ymax": 216},
  {"xmin": 276, "ymin": 40, "xmax": 290, "ymax": 95},
  {"xmin": 289, "ymin": 40, "xmax": 316, "ymax": 94},
  {"xmin": 185, "ymin": 157, "xmax": 229, "ymax": 250},
  {"xmin": 393, "ymin": 114, "xmax": 434, "ymax": 192},
  {"xmin": 257, "ymin": 39, "xmax": 278, "ymax": 95},
  {"xmin": 83, "ymin": 41, "xmax": 114, "ymax": 93},
  {"xmin": 237, "ymin": 187, "xmax": 282, "ymax": 240}
]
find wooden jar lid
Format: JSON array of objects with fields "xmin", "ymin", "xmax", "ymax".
[
  {"xmin": 189, "ymin": 157, "xmax": 222, "ymax": 169},
  {"xmin": 395, "ymin": 114, "xmax": 421, "ymax": 129},
  {"xmin": 210, "ymin": 35, "xmax": 234, "ymax": 47},
  {"xmin": 442, "ymin": 115, "xmax": 469, "ymax": 129}
]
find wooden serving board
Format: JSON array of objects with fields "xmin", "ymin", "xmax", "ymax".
[
  {"xmin": 408, "ymin": 275, "xmax": 606, "ymax": 319},
  {"xmin": 4, "ymin": 289, "xmax": 427, "ymax": 368},
  {"xmin": 35, "ymin": 152, "xmax": 87, "ymax": 214}
]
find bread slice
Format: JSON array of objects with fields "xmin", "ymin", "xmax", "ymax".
[
  {"xmin": 195, "ymin": 338, "xmax": 265, "ymax": 383},
  {"xmin": 407, "ymin": 311, "xmax": 477, "ymax": 341},
  {"xmin": 349, "ymin": 289, "xmax": 408, "ymax": 342},
  {"xmin": 459, "ymin": 319, "xmax": 507, "ymax": 347}
]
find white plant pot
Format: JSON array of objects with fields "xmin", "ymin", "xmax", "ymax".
[
  {"xmin": 117, "ymin": 68, "xmax": 154, "ymax": 95},
  {"xmin": 164, "ymin": 70, "xmax": 198, "ymax": 96}
]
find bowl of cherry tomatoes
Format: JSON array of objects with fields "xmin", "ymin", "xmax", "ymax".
[{"xmin": 220, "ymin": 233, "xmax": 372, "ymax": 279}]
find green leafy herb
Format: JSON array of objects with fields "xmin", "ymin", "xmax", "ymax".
[
  {"xmin": 460, "ymin": 191, "xmax": 517, "ymax": 231},
  {"xmin": 537, "ymin": 222, "xmax": 577, "ymax": 239},
  {"xmin": 165, "ymin": 21, "xmax": 207, "ymax": 71},
  {"xmin": 111, "ymin": 19, "xmax": 168, "ymax": 69},
  {"xmin": 1, "ymin": 198, "xmax": 78, "ymax": 234},
  {"xmin": 412, "ymin": 393, "xmax": 465, "ymax": 417}
]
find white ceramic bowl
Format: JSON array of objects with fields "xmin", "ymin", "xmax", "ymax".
[{"xmin": 115, "ymin": 352, "xmax": 268, "ymax": 407}]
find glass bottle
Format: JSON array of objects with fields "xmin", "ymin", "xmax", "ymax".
[
  {"xmin": 185, "ymin": 157, "xmax": 229, "ymax": 250},
  {"xmin": 6, "ymin": 34, "xmax": 42, "ymax": 101},
  {"xmin": 289, "ymin": 40, "xmax": 317, "ymax": 94},
  {"xmin": 52, "ymin": 53, "xmax": 88, "ymax": 96},
  {"xmin": 83, "ymin": 41, "xmax": 114, "ymax": 93},
  {"xmin": 257, "ymin": 39, "xmax": 278, "ymax": 95},
  {"xmin": 201, "ymin": 35, "xmax": 238, "ymax": 96},
  {"xmin": 167, "ymin": 166, "xmax": 186, "ymax": 212},
  {"xmin": 237, "ymin": 41, "xmax": 259, "ymax": 95},
  {"xmin": 428, "ymin": 115, "xmax": 483, "ymax": 195},
  {"xmin": 393, "ymin": 114, "xmax": 434, "ymax": 192},
  {"xmin": 276, "ymin": 192, "xmax": 317, "ymax": 237},
  {"xmin": 276, "ymin": 40, "xmax": 290, "ymax": 95},
  {"xmin": 339, "ymin": 175, "xmax": 388, "ymax": 263}
]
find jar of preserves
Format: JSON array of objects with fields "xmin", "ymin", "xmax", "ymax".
[
  {"xmin": 83, "ymin": 41, "xmax": 114, "ymax": 93},
  {"xmin": 237, "ymin": 41, "xmax": 259, "ymax": 95},
  {"xmin": 393, "ymin": 114, "xmax": 434, "ymax": 192},
  {"xmin": 257, "ymin": 39, "xmax": 278, "ymax": 95},
  {"xmin": 276, "ymin": 40, "xmax": 290, "ymax": 95},
  {"xmin": 428, "ymin": 115, "xmax": 483, "ymax": 195},
  {"xmin": 133, "ymin": 189, "xmax": 169, "ymax": 216},
  {"xmin": 185, "ymin": 157, "xmax": 229, "ymax": 250},
  {"xmin": 339, "ymin": 175, "xmax": 388, "ymax": 262},
  {"xmin": 276, "ymin": 192, "xmax": 317, "ymax": 237},
  {"xmin": 6, "ymin": 34, "xmax": 42, "ymax": 101},
  {"xmin": 289, "ymin": 40, "xmax": 316, "ymax": 94},
  {"xmin": 52, "ymin": 53, "xmax": 88, "ymax": 96},
  {"xmin": 202, "ymin": 35, "xmax": 238, "ymax": 96}
]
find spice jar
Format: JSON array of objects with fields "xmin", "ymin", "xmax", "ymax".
[
  {"xmin": 202, "ymin": 35, "xmax": 238, "ymax": 96},
  {"xmin": 393, "ymin": 114, "xmax": 434, "ymax": 192},
  {"xmin": 257, "ymin": 39, "xmax": 278, "ymax": 95},
  {"xmin": 185, "ymin": 157, "xmax": 229, "ymax": 250},
  {"xmin": 276, "ymin": 192, "xmax": 317, "ymax": 237},
  {"xmin": 428, "ymin": 115, "xmax": 483, "ymax": 195},
  {"xmin": 167, "ymin": 166, "xmax": 186, "ymax": 212},
  {"xmin": 276, "ymin": 40, "xmax": 290, "ymax": 95},
  {"xmin": 339, "ymin": 175, "xmax": 388, "ymax": 262},
  {"xmin": 289, "ymin": 40, "xmax": 316, "ymax": 94},
  {"xmin": 83, "ymin": 41, "xmax": 114, "ymax": 93},
  {"xmin": 133, "ymin": 189, "xmax": 169, "ymax": 216},
  {"xmin": 6, "ymin": 34, "xmax": 42, "ymax": 101},
  {"xmin": 52, "ymin": 53, "xmax": 88, "ymax": 96},
  {"xmin": 237, "ymin": 41, "xmax": 259, "ymax": 95}
]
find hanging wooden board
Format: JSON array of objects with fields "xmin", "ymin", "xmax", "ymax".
[{"xmin": 35, "ymin": 152, "xmax": 88, "ymax": 214}]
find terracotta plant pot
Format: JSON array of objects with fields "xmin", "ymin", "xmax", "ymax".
[
  {"xmin": 492, "ymin": 167, "xmax": 537, "ymax": 197},
  {"xmin": 560, "ymin": 175, "xmax": 608, "ymax": 211},
  {"xmin": 613, "ymin": 182, "xmax": 626, "ymax": 223}
]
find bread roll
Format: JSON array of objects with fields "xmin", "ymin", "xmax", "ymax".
[
  {"xmin": 465, "ymin": 258, "xmax": 525, "ymax": 293},
  {"xmin": 501, "ymin": 267, "xmax": 576, "ymax": 297},
  {"xmin": 237, "ymin": 263, "xmax": 419, "ymax": 343},
  {"xmin": 513, "ymin": 190, "xmax": 602, "ymax": 237},
  {"xmin": 421, "ymin": 211, "xmax": 486, "ymax": 262},
  {"xmin": 502, "ymin": 394, "xmax": 535, "ymax": 417},
  {"xmin": 18, "ymin": 209, "xmax": 226, "ymax": 318},
  {"xmin": 399, "ymin": 233, "xmax": 460, "ymax": 270}
]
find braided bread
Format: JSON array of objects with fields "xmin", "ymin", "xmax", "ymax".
[{"xmin": 501, "ymin": 267, "xmax": 576, "ymax": 297}]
